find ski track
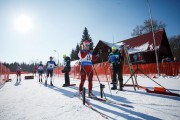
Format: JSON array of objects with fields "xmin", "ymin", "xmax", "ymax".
[{"xmin": 0, "ymin": 74, "xmax": 180, "ymax": 120}]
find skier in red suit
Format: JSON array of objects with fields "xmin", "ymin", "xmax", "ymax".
[{"xmin": 78, "ymin": 40, "xmax": 98, "ymax": 97}]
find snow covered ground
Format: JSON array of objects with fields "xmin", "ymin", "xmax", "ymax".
[{"xmin": 0, "ymin": 74, "xmax": 180, "ymax": 120}]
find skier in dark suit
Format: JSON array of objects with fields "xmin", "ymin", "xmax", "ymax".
[{"xmin": 62, "ymin": 54, "xmax": 71, "ymax": 86}]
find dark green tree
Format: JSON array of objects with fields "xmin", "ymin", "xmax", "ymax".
[
  {"xmin": 81, "ymin": 27, "xmax": 94, "ymax": 50},
  {"xmin": 70, "ymin": 49, "xmax": 76, "ymax": 61},
  {"xmin": 70, "ymin": 43, "xmax": 80, "ymax": 61},
  {"xmin": 70, "ymin": 27, "xmax": 94, "ymax": 61},
  {"xmin": 3, "ymin": 62, "xmax": 36, "ymax": 72},
  {"xmin": 74, "ymin": 43, "xmax": 80, "ymax": 60}
]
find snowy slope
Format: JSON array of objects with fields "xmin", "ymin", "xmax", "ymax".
[{"xmin": 0, "ymin": 74, "xmax": 180, "ymax": 120}]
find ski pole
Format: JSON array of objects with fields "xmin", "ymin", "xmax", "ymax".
[
  {"xmin": 52, "ymin": 74, "xmax": 55, "ymax": 84},
  {"xmin": 98, "ymin": 49, "xmax": 112, "ymax": 97},
  {"xmin": 92, "ymin": 64, "xmax": 106, "ymax": 99}
]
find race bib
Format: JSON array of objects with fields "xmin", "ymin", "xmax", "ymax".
[
  {"xmin": 38, "ymin": 66, "xmax": 43, "ymax": 70},
  {"xmin": 48, "ymin": 63, "xmax": 54, "ymax": 69}
]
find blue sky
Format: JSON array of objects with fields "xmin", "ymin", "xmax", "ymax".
[{"xmin": 0, "ymin": 0, "xmax": 180, "ymax": 64}]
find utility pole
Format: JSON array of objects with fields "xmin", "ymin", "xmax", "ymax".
[{"xmin": 147, "ymin": 0, "xmax": 160, "ymax": 76}]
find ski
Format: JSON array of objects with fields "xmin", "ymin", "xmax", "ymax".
[
  {"xmin": 62, "ymin": 84, "xmax": 76, "ymax": 87},
  {"xmin": 87, "ymin": 96, "xmax": 134, "ymax": 108},
  {"xmin": 74, "ymin": 94, "xmax": 109, "ymax": 119}
]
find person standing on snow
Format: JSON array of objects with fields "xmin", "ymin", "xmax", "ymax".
[
  {"xmin": 33, "ymin": 67, "xmax": 37, "ymax": 76},
  {"xmin": 45, "ymin": 56, "xmax": 57, "ymax": 86},
  {"xmin": 37, "ymin": 61, "xmax": 44, "ymax": 83},
  {"xmin": 16, "ymin": 64, "xmax": 22, "ymax": 82},
  {"xmin": 78, "ymin": 40, "xmax": 98, "ymax": 97},
  {"xmin": 108, "ymin": 46, "xmax": 124, "ymax": 91},
  {"xmin": 62, "ymin": 54, "xmax": 71, "ymax": 86}
]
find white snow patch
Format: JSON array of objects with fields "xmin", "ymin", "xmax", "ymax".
[
  {"xmin": 0, "ymin": 74, "xmax": 180, "ymax": 120},
  {"xmin": 149, "ymin": 44, "xmax": 154, "ymax": 50},
  {"xmin": 128, "ymin": 42, "xmax": 149, "ymax": 54},
  {"xmin": 71, "ymin": 60, "xmax": 79, "ymax": 66},
  {"xmin": 115, "ymin": 42, "xmax": 125, "ymax": 46},
  {"xmin": 101, "ymin": 40, "xmax": 122, "ymax": 50}
]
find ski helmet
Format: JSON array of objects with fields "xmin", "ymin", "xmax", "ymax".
[
  {"xmin": 112, "ymin": 46, "xmax": 117, "ymax": 51},
  {"xmin": 63, "ymin": 54, "xmax": 66, "ymax": 58}
]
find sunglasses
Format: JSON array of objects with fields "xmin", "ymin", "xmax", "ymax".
[{"xmin": 85, "ymin": 44, "xmax": 90, "ymax": 46}]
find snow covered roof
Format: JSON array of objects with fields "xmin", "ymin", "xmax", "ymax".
[
  {"xmin": 93, "ymin": 29, "xmax": 172, "ymax": 63},
  {"xmin": 99, "ymin": 40, "xmax": 122, "ymax": 50},
  {"xmin": 116, "ymin": 29, "xmax": 164, "ymax": 54},
  {"xmin": 94, "ymin": 29, "xmax": 164, "ymax": 54}
]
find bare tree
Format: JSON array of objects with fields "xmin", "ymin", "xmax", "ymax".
[
  {"xmin": 169, "ymin": 35, "xmax": 180, "ymax": 60},
  {"xmin": 131, "ymin": 19, "xmax": 166, "ymax": 37}
]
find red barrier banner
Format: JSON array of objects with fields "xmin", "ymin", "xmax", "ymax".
[
  {"xmin": 54, "ymin": 62, "xmax": 180, "ymax": 82},
  {"xmin": 0, "ymin": 63, "xmax": 10, "ymax": 85}
]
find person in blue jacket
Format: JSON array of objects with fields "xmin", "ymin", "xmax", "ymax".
[
  {"xmin": 108, "ymin": 46, "xmax": 124, "ymax": 90},
  {"xmin": 45, "ymin": 56, "xmax": 57, "ymax": 86},
  {"xmin": 37, "ymin": 61, "xmax": 44, "ymax": 83}
]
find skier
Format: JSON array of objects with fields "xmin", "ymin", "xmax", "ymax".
[
  {"xmin": 108, "ymin": 46, "xmax": 124, "ymax": 90},
  {"xmin": 62, "ymin": 54, "xmax": 71, "ymax": 86},
  {"xmin": 78, "ymin": 40, "xmax": 98, "ymax": 97},
  {"xmin": 37, "ymin": 61, "xmax": 44, "ymax": 83},
  {"xmin": 45, "ymin": 56, "xmax": 57, "ymax": 86},
  {"xmin": 33, "ymin": 67, "xmax": 37, "ymax": 76},
  {"xmin": 16, "ymin": 64, "xmax": 22, "ymax": 82}
]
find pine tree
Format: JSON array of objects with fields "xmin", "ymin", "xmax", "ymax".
[
  {"xmin": 74, "ymin": 43, "xmax": 80, "ymax": 60},
  {"xmin": 70, "ymin": 27, "xmax": 94, "ymax": 61},
  {"xmin": 70, "ymin": 49, "xmax": 76, "ymax": 61},
  {"xmin": 81, "ymin": 27, "xmax": 94, "ymax": 50},
  {"xmin": 3, "ymin": 62, "xmax": 38, "ymax": 72}
]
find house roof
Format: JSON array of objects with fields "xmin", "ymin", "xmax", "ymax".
[
  {"xmin": 116, "ymin": 29, "xmax": 164, "ymax": 54},
  {"xmin": 93, "ymin": 29, "xmax": 172, "ymax": 63}
]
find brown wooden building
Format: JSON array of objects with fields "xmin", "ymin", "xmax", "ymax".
[{"xmin": 93, "ymin": 29, "xmax": 173, "ymax": 64}]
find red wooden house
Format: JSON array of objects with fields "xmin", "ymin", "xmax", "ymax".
[{"xmin": 93, "ymin": 29, "xmax": 173, "ymax": 64}]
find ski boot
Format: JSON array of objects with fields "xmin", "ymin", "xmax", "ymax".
[
  {"xmin": 19, "ymin": 78, "xmax": 21, "ymax": 82},
  {"xmin": 119, "ymin": 82, "xmax": 123, "ymax": 91},
  {"xmin": 111, "ymin": 85, "xmax": 117, "ymax": 90},
  {"xmin": 110, "ymin": 82, "xmax": 117, "ymax": 84},
  {"xmin": 50, "ymin": 81, "xmax": 53, "ymax": 86},
  {"xmin": 119, "ymin": 87, "xmax": 123, "ymax": 91},
  {"xmin": 40, "ymin": 79, "xmax": 42, "ymax": 83},
  {"xmin": 17, "ymin": 79, "xmax": 18, "ymax": 82},
  {"xmin": 79, "ymin": 91, "xmax": 83, "ymax": 96},
  {"xmin": 62, "ymin": 84, "xmax": 66, "ymax": 87},
  {"xmin": 45, "ymin": 80, "xmax": 47, "ymax": 86},
  {"xmin": 88, "ymin": 92, "xmax": 96, "ymax": 98},
  {"xmin": 39, "ymin": 78, "xmax": 40, "ymax": 82}
]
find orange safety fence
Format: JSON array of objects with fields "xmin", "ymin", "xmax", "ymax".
[
  {"xmin": 54, "ymin": 62, "xmax": 180, "ymax": 82},
  {"xmin": 10, "ymin": 72, "xmax": 30, "ymax": 74},
  {"xmin": 0, "ymin": 63, "xmax": 10, "ymax": 85}
]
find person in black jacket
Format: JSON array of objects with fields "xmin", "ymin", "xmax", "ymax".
[
  {"xmin": 108, "ymin": 46, "xmax": 124, "ymax": 90},
  {"xmin": 62, "ymin": 54, "xmax": 71, "ymax": 86}
]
